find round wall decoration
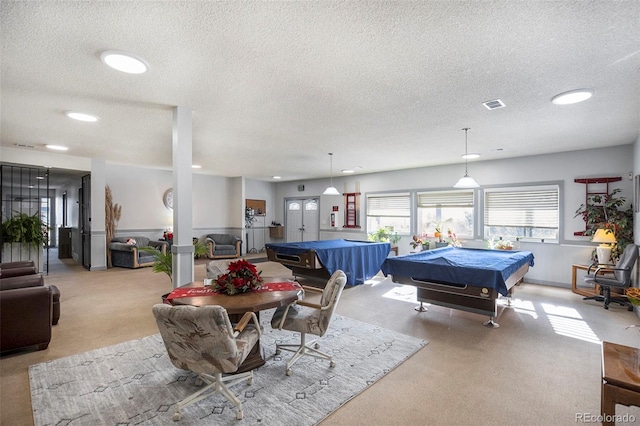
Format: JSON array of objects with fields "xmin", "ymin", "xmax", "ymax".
[{"xmin": 163, "ymin": 188, "xmax": 173, "ymax": 209}]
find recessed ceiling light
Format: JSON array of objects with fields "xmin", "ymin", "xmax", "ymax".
[
  {"xmin": 100, "ymin": 50, "xmax": 149, "ymax": 74},
  {"xmin": 551, "ymin": 89, "xmax": 594, "ymax": 105},
  {"xmin": 341, "ymin": 169, "xmax": 355, "ymax": 174},
  {"xmin": 46, "ymin": 144, "xmax": 69, "ymax": 151},
  {"xmin": 191, "ymin": 164, "xmax": 202, "ymax": 169},
  {"xmin": 36, "ymin": 176, "xmax": 45, "ymax": 180},
  {"xmin": 272, "ymin": 176, "xmax": 282, "ymax": 179},
  {"xmin": 462, "ymin": 153, "xmax": 480, "ymax": 159},
  {"xmin": 66, "ymin": 111, "xmax": 99, "ymax": 122}
]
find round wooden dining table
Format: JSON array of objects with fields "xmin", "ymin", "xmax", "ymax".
[{"xmin": 168, "ymin": 278, "xmax": 302, "ymax": 372}]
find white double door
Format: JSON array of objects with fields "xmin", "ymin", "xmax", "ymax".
[{"xmin": 285, "ymin": 198, "xmax": 319, "ymax": 242}]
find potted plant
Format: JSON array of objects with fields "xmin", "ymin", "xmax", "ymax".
[
  {"xmin": 1, "ymin": 211, "xmax": 47, "ymax": 269},
  {"xmin": 368, "ymin": 226, "xmax": 401, "ymax": 248},
  {"xmin": 140, "ymin": 239, "xmax": 208, "ymax": 282},
  {"xmin": 574, "ymin": 188, "xmax": 633, "ymax": 262}
]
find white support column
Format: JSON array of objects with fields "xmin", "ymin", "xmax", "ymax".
[
  {"xmin": 90, "ymin": 158, "xmax": 107, "ymax": 271},
  {"xmin": 172, "ymin": 106, "xmax": 194, "ymax": 287}
]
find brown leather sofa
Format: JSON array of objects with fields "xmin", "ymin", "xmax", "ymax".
[{"xmin": 0, "ymin": 262, "xmax": 60, "ymax": 354}]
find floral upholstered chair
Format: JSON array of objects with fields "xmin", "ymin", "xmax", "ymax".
[
  {"xmin": 152, "ymin": 304, "xmax": 261, "ymax": 421},
  {"xmin": 270, "ymin": 269, "xmax": 347, "ymax": 376}
]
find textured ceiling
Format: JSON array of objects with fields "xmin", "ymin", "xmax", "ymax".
[{"xmin": 1, "ymin": 1, "xmax": 639, "ymax": 182}]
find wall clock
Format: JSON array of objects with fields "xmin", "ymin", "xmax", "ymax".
[{"xmin": 163, "ymin": 188, "xmax": 173, "ymax": 209}]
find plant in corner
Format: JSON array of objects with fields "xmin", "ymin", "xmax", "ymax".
[{"xmin": 574, "ymin": 188, "xmax": 633, "ymax": 261}]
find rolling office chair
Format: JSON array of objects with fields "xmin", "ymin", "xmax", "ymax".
[
  {"xmin": 583, "ymin": 243, "xmax": 638, "ymax": 310},
  {"xmin": 152, "ymin": 304, "xmax": 261, "ymax": 421},
  {"xmin": 270, "ymin": 270, "xmax": 347, "ymax": 376}
]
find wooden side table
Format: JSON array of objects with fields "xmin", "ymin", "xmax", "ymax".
[
  {"xmin": 601, "ymin": 341, "xmax": 640, "ymax": 425},
  {"xmin": 572, "ymin": 264, "xmax": 615, "ymax": 297}
]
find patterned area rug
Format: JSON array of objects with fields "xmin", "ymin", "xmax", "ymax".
[{"xmin": 29, "ymin": 311, "xmax": 427, "ymax": 425}]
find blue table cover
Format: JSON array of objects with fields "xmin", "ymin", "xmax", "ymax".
[
  {"xmin": 381, "ymin": 246, "xmax": 534, "ymax": 296},
  {"xmin": 265, "ymin": 239, "xmax": 391, "ymax": 286}
]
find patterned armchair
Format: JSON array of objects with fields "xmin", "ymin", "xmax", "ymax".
[
  {"xmin": 152, "ymin": 304, "xmax": 261, "ymax": 421},
  {"xmin": 204, "ymin": 233, "xmax": 242, "ymax": 259},
  {"xmin": 109, "ymin": 236, "xmax": 168, "ymax": 268},
  {"xmin": 270, "ymin": 269, "xmax": 347, "ymax": 376}
]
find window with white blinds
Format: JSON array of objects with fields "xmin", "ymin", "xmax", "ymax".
[
  {"xmin": 366, "ymin": 193, "xmax": 410, "ymax": 235},
  {"xmin": 484, "ymin": 185, "xmax": 559, "ymax": 240},
  {"xmin": 417, "ymin": 190, "xmax": 474, "ymax": 237}
]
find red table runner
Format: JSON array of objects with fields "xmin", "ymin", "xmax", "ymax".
[{"xmin": 165, "ymin": 281, "xmax": 302, "ymax": 304}]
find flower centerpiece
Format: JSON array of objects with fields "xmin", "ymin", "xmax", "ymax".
[{"xmin": 213, "ymin": 259, "xmax": 263, "ymax": 295}]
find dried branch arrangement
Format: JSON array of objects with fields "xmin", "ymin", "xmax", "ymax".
[{"xmin": 105, "ymin": 185, "xmax": 122, "ymax": 267}]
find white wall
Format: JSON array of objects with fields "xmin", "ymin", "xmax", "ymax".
[
  {"xmin": 274, "ymin": 144, "xmax": 635, "ymax": 288},
  {"xmin": 105, "ymin": 164, "xmax": 245, "ymax": 240}
]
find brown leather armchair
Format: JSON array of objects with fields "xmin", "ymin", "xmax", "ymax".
[{"xmin": 0, "ymin": 275, "xmax": 57, "ymax": 354}]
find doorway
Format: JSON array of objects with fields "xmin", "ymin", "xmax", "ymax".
[
  {"xmin": 285, "ymin": 198, "xmax": 319, "ymax": 242},
  {"xmin": 79, "ymin": 174, "xmax": 91, "ymax": 270}
]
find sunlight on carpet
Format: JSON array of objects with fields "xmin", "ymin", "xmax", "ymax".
[{"xmin": 29, "ymin": 311, "xmax": 426, "ymax": 425}]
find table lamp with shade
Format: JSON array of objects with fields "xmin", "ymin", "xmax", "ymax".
[{"xmin": 592, "ymin": 228, "xmax": 616, "ymax": 263}]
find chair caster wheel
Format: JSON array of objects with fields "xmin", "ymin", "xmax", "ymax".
[
  {"xmin": 604, "ymin": 306, "xmax": 609, "ymax": 310},
  {"xmin": 173, "ymin": 412, "xmax": 181, "ymax": 421},
  {"xmin": 236, "ymin": 410, "xmax": 243, "ymax": 420},
  {"xmin": 275, "ymin": 349, "xmax": 281, "ymax": 355},
  {"xmin": 629, "ymin": 306, "xmax": 634, "ymax": 311},
  {"xmin": 330, "ymin": 361, "xmax": 335, "ymax": 368},
  {"xmin": 314, "ymin": 343, "xmax": 320, "ymax": 349},
  {"xmin": 286, "ymin": 368, "xmax": 292, "ymax": 376}
]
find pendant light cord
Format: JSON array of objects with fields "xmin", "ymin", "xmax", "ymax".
[
  {"xmin": 329, "ymin": 152, "xmax": 334, "ymax": 186},
  {"xmin": 462, "ymin": 127, "xmax": 470, "ymax": 176}
]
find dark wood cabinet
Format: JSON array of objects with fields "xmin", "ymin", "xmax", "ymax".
[{"xmin": 58, "ymin": 227, "xmax": 72, "ymax": 259}]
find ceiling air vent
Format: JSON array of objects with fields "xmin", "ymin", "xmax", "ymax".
[{"xmin": 482, "ymin": 99, "xmax": 506, "ymax": 110}]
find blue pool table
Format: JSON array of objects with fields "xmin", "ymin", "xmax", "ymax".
[
  {"xmin": 381, "ymin": 247, "xmax": 534, "ymax": 327},
  {"xmin": 265, "ymin": 239, "xmax": 391, "ymax": 286}
]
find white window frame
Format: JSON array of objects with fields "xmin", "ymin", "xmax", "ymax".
[
  {"xmin": 366, "ymin": 192, "xmax": 411, "ymax": 236},
  {"xmin": 484, "ymin": 184, "xmax": 560, "ymax": 242},
  {"xmin": 416, "ymin": 190, "xmax": 475, "ymax": 239}
]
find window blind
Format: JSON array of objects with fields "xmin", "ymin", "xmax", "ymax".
[
  {"xmin": 417, "ymin": 191, "xmax": 474, "ymax": 207},
  {"xmin": 366, "ymin": 193, "xmax": 410, "ymax": 217},
  {"xmin": 485, "ymin": 187, "xmax": 559, "ymax": 228}
]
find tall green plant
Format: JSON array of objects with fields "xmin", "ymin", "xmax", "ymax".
[
  {"xmin": 1, "ymin": 212, "xmax": 47, "ymax": 247},
  {"xmin": 574, "ymin": 188, "xmax": 633, "ymax": 261},
  {"xmin": 140, "ymin": 240, "xmax": 208, "ymax": 282}
]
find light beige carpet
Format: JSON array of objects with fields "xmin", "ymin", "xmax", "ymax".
[{"xmin": 3, "ymin": 251, "xmax": 640, "ymax": 425}]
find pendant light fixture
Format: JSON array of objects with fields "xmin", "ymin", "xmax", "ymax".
[
  {"xmin": 322, "ymin": 152, "xmax": 341, "ymax": 195},
  {"xmin": 453, "ymin": 127, "xmax": 480, "ymax": 188}
]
